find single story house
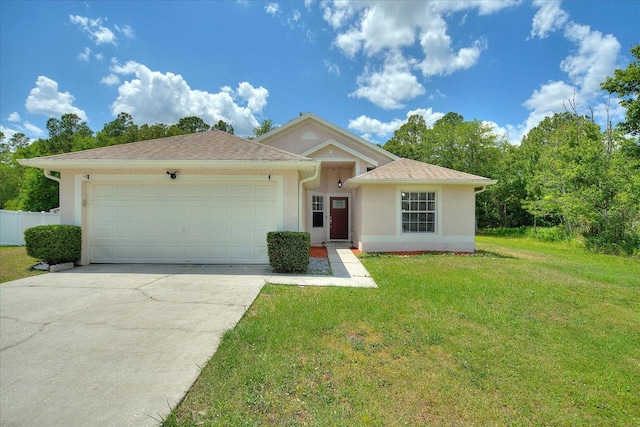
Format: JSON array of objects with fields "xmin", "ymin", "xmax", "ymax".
[{"xmin": 19, "ymin": 113, "xmax": 496, "ymax": 265}]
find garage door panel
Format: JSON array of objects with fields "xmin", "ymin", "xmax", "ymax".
[{"xmin": 90, "ymin": 181, "xmax": 278, "ymax": 264}]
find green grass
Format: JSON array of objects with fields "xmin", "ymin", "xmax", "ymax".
[
  {"xmin": 166, "ymin": 237, "xmax": 636, "ymax": 425},
  {"xmin": 0, "ymin": 246, "xmax": 44, "ymax": 283}
]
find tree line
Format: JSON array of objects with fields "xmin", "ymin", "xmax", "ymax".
[{"xmin": 2, "ymin": 45, "xmax": 638, "ymax": 254}]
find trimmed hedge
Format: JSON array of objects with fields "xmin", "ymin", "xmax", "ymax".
[
  {"xmin": 267, "ymin": 231, "xmax": 310, "ymax": 273},
  {"xmin": 24, "ymin": 225, "xmax": 82, "ymax": 265}
]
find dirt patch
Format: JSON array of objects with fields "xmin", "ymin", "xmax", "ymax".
[{"xmin": 310, "ymin": 246, "xmax": 328, "ymax": 258}]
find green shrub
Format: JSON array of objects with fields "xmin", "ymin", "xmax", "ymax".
[
  {"xmin": 479, "ymin": 226, "xmax": 572, "ymax": 242},
  {"xmin": 24, "ymin": 225, "xmax": 82, "ymax": 265},
  {"xmin": 267, "ymin": 231, "xmax": 310, "ymax": 273}
]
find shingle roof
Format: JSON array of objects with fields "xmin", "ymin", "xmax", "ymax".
[
  {"xmin": 28, "ymin": 130, "xmax": 312, "ymax": 162},
  {"xmin": 346, "ymin": 158, "xmax": 496, "ymax": 186}
]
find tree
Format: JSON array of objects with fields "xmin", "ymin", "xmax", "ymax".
[
  {"xmin": 45, "ymin": 113, "xmax": 93, "ymax": 153},
  {"xmin": 212, "ymin": 120, "xmax": 234, "ymax": 134},
  {"xmin": 176, "ymin": 116, "xmax": 210, "ymax": 133},
  {"xmin": 383, "ymin": 114, "xmax": 427, "ymax": 159},
  {"xmin": 99, "ymin": 112, "xmax": 139, "ymax": 145},
  {"xmin": 601, "ymin": 44, "xmax": 640, "ymax": 135},
  {"xmin": 252, "ymin": 119, "xmax": 275, "ymax": 138}
]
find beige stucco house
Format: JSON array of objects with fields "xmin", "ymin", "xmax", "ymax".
[{"xmin": 19, "ymin": 113, "xmax": 496, "ymax": 265}]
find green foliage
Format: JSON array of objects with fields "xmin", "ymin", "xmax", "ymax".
[
  {"xmin": 17, "ymin": 168, "xmax": 59, "ymax": 212},
  {"xmin": 176, "ymin": 116, "xmax": 210, "ymax": 133},
  {"xmin": 24, "ymin": 225, "xmax": 81, "ymax": 264},
  {"xmin": 480, "ymin": 226, "xmax": 572, "ymax": 242},
  {"xmin": 601, "ymin": 44, "xmax": 640, "ymax": 136},
  {"xmin": 252, "ymin": 119, "xmax": 275, "ymax": 138},
  {"xmin": 266, "ymin": 231, "xmax": 310, "ymax": 273},
  {"xmin": 212, "ymin": 119, "xmax": 234, "ymax": 134}
]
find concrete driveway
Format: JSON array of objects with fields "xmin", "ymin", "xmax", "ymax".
[{"xmin": 0, "ymin": 264, "xmax": 268, "ymax": 427}]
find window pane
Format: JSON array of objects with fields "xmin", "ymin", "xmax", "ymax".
[{"xmin": 313, "ymin": 211, "xmax": 324, "ymax": 227}]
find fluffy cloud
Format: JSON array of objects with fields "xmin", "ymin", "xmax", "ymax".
[
  {"xmin": 2, "ymin": 113, "xmax": 45, "ymax": 139},
  {"xmin": 69, "ymin": 15, "xmax": 117, "ymax": 45},
  {"xmin": 100, "ymin": 74, "xmax": 121, "ymax": 86},
  {"xmin": 321, "ymin": 1, "xmax": 509, "ymax": 109},
  {"xmin": 265, "ymin": 3, "xmax": 280, "ymax": 15},
  {"xmin": 25, "ymin": 76, "xmax": 87, "ymax": 120},
  {"xmin": 529, "ymin": 0, "xmax": 568, "ymax": 39},
  {"xmin": 69, "ymin": 15, "xmax": 134, "ymax": 46},
  {"xmin": 350, "ymin": 52, "xmax": 425, "ymax": 109},
  {"xmin": 108, "ymin": 61, "xmax": 268, "ymax": 136},
  {"xmin": 348, "ymin": 107, "xmax": 444, "ymax": 141},
  {"xmin": 512, "ymin": 9, "xmax": 623, "ymax": 143},
  {"xmin": 561, "ymin": 22, "xmax": 620, "ymax": 95}
]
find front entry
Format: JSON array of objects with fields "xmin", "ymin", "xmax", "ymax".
[{"xmin": 330, "ymin": 197, "xmax": 349, "ymax": 240}]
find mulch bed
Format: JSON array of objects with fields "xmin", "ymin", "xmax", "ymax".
[{"xmin": 310, "ymin": 246, "xmax": 328, "ymax": 258}]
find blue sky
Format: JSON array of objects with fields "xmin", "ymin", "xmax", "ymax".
[{"xmin": 1, "ymin": 1, "xmax": 638, "ymax": 144}]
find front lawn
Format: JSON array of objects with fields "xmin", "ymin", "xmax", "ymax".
[
  {"xmin": 0, "ymin": 246, "xmax": 43, "ymax": 283},
  {"xmin": 167, "ymin": 236, "xmax": 639, "ymax": 425}
]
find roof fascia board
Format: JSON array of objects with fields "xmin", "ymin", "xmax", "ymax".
[
  {"xmin": 301, "ymin": 139, "xmax": 379, "ymax": 167},
  {"xmin": 18, "ymin": 158, "xmax": 321, "ymax": 171},
  {"xmin": 345, "ymin": 178, "xmax": 498, "ymax": 188}
]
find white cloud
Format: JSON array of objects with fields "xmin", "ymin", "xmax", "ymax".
[
  {"xmin": 348, "ymin": 108, "xmax": 445, "ymax": 141},
  {"xmin": 265, "ymin": 2, "xmax": 280, "ymax": 15},
  {"xmin": 530, "ymin": 0, "xmax": 568, "ymax": 39},
  {"xmin": 561, "ymin": 22, "xmax": 620, "ymax": 95},
  {"xmin": 322, "ymin": 0, "xmax": 356, "ymax": 29},
  {"xmin": 101, "ymin": 74, "xmax": 121, "ymax": 86},
  {"xmin": 78, "ymin": 47, "xmax": 92, "ymax": 62},
  {"xmin": 109, "ymin": 61, "xmax": 268, "ymax": 136},
  {"xmin": 1, "ymin": 119, "xmax": 45, "ymax": 139},
  {"xmin": 406, "ymin": 108, "xmax": 445, "ymax": 127},
  {"xmin": 115, "ymin": 24, "xmax": 135, "ymax": 39},
  {"xmin": 320, "ymin": 1, "xmax": 504, "ymax": 109},
  {"xmin": 25, "ymin": 76, "xmax": 87, "ymax": 120},
  {"xmin": 236, "ymin": 82, "xmax": 269, "ymax": 113},
  {"xmin": 23, "ymin": 122, "xmax": 45, "ymax": 137},
  {"xmin": 69, "ymin": 15, "xmax": 117, "ymax": 45},
  {"xmin": 0, "ymin": 125, "xmax": 17, "ymax": 140},
  {"xmin": 350, "ymin": 51, "xmax": 425, "ymax": 109},
  {"xmin": 324, "ymin": 59, "xmax": 340, "ymax": 75},
  {"xmin": 348, "ymin": 115, "xmax": 405, "ymax": 138},
  {"xmin": 417, "ymin": 33, "xmax": 486, "ymax": 77},
  {"xmin": 482, "ymin": 120, "xmax": 508, "ymax": 139},
  {"xmin": 513, "ymin": 18, "xmax": 622, "ymax": 143}
]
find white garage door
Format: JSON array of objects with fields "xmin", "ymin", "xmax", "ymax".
[{"xmin": 89, "ymin": 180, "xmax": 279, "ymax": 264}]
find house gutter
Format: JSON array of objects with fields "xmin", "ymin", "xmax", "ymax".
[
  {"xmin": 474, "ymin": 185, "xmax": 488, "ymax": 195},
  {"xmin": 44, "ymin": 169, "xmax": 61, "ymax": 183},
  {"xmin": 298, "ymin": 164, "xmax": 321, "ymax": 231}
]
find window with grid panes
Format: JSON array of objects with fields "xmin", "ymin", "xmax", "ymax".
[
  {"xmin": 312, "ymin": 195, "xmax": 324, "ymax": 227},
  {"xmin": 401, "ymin": 191, "xmax": 436, "ymax": 232}
]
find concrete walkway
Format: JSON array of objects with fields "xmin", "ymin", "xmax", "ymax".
[
  {"xmin": 268, "ymin": 242, "xmax": 377, "ymax": 288},
  {"xmin": 0, "ymin": 245, "xmax": 375, "ymax": 426}
]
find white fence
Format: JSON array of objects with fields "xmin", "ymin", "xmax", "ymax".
[{"xmin": 0, "ymin": 209, "xmax": 61, "ymax": 246}]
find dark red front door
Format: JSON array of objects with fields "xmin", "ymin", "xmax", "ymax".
[{"xmin": 330, "ymin": 197, "xmax": 348, "ymax": 240}]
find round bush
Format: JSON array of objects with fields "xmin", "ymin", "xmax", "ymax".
[{"xmin": 24, "ymin": 225, "xmax": 82, "ymax": 265}]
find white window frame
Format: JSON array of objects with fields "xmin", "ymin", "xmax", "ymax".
[
  {"xmin": 312, "ymin": 194, "xmax": 324, "ymax": 228},
  {"xmin": 401, "ymin": 191, "xmax": 436, "ymax": 233}
]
